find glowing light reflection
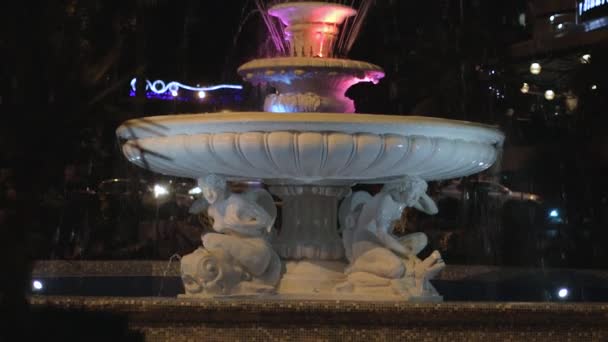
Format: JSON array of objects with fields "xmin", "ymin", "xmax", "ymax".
[
  {"xmin": 32, "ymin": 280, "xmax": 43, "ymax": 291},
  {"xmin": 154, "ymin": 184, "xmax": 170, "ymax": 198},
  {"xmin": 269, "ymin": 104, "xmax": 290, "ymax": 113},
  {"xmin": 130, "ymin": 78, "xmax": 242, "ymax": 95},
  {"xmin": 530, "ymin": 62, "xmax": 542, "ymax": 75},
  {"xmin": 188, "ymin": 187, "xmax": 202, "ymax": 195}
]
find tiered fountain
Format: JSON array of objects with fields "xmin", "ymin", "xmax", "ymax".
[{"xmin": 117, "ymin": 1, "xmax": 504, "ymax": 301}]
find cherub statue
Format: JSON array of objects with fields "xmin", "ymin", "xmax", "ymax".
[
  {"xmin": 181, "ymin": 174, "xmax": 281, "ymax": 296},
  {"xmin": 335, "ymin": 176, "xmax": 445, "ymax": 299},
  {"xmin": 191, "ymin": 174, "xmax": 275, "ymax": 236}
]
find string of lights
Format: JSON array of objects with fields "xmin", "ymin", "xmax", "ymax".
[{"xmin": 129, "ymin": 78, "xmax": 243, "ymax": 98}]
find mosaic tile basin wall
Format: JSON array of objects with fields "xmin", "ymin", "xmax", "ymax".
[
  {"xmin": 24, "ymin": 261, "xmax": 608, "ymax": 341},
  {"xmin": 29, "ymin": 296, "xmax": 608, "ymax": 341}
]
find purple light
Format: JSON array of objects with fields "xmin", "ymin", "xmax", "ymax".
[
  {"xmin": 130, "ymin": 78, "xmax": 242, "ymax": 95},
  {"xmin": 128, "ymin": 82, "xmax": 243, "ymax": 103},
  {"xmin": 129, "ymin": 90, "xmax": 183, "ymax": 100}
]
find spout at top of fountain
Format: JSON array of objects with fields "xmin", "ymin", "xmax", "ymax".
[
  {"xmin": 268, "ymin": 1, "xmax": 357, "ymax": 58},
  {"xmin": 239, "ymin": 1, "xmax": 382, "ymax": 113},
  {"xmin": 268, "ymin": 2, "xmax": 357, "ymax": 26}
]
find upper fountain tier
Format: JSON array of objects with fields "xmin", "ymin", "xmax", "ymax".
[
  {"xmin": 117, "ymin": 1, "xmax": 504, "ymax": 187},
  {"xmin": 269, "ymin": 1, "xmax": 356, "ymax": 59},
  {"xmin": 238, "ymin": 2, "xmax": 384, "ymax": 113}
]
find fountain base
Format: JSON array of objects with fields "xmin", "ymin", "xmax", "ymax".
[
  {"xmin": 277, "ymin": 260, "xmax": 345, "ymax": 295},
  {"xmin": 178, "ymin": 175, "xmax": 448, "ymax": 300},
  {"xmin": 276, "ymin": 260, "xmax": 443, "ymax": 302}
]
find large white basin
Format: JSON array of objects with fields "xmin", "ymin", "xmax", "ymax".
[{"xmin": 117, "ymin": 112, "xmax": 503, "ymax": 185}]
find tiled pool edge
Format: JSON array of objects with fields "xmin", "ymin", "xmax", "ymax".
[
  {"xmin": 32, "ymin": 260, "xmax": 608, "ymax": 281},
  {"xmin": 29, "ymin": 296, "xmax": 608, "ymax": 341}
]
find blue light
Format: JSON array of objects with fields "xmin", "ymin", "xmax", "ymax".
[
  {"xmin": 130, "ymin": 78, "xmax": 242, "ymax": 95},
  {"xmin": 579, "ymin": 0, "xmax": 608, "ymax": 16},
  {"xmin": 269, "ymin": 104, "xmax": 289, "ymax": 113},
  {"xmin": 549, "ymin": 209, "xmax": 559, "ymax": 218},
  {"xmin": 129, "ymin": 79, "xmax": 242, "ymax": 102},
  {"xmin": 558, "ymin": 288, "xmax": 569, "ymax": 298}
]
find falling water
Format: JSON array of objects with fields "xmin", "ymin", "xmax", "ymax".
[
  {"xmin": 489, "ymin": 142, "xmax": 504, "ymax": 180},
  {"xmin": 158, "ymin": 253, "xmax": 182, "ymax": 296},
  {"xmin": 337, "ymin": 0, "xmax": 373, "ymax": 57},
  {"xmin": 255, "ymin": 0, "xmax": 287, "ymax": 55},
  {"xmin": 477, "ymin": 142, "xmax": 504, "ymax": 264},
  {"xmin": 225, "ymin": 2, "xmax": 259, "ymax": 63}
]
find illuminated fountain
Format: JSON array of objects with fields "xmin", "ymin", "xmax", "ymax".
[{"xmin": 117, "ymin": 2, "xmax": 504, "ymax": 301}]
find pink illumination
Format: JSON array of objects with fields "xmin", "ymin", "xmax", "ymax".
[
  {"xmin": 318, "ymin": 33, "xmax": 325, "ymax": 57},
  {"xmin": 340, "ymin": 73, "xmax": 384, "ymax": 91},
  {"xmin": 358, "ymin": 75, "xmax": 382, "ymax": 85},
  {"xmin": 269, "ymin": 2, "xmax": 356, "ymax": 26},
  {"xmin": 270, "ymin": 2, "xmax": 356, "ymax": 58}
]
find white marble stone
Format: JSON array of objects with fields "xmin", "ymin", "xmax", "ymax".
[
  {"xmin": 181, "ymin": 175, "xmax": 281, "ymax": 297},
  {"xmin": 335, "ymin": 176, "xmax": 445, "ymax": 299},
  {"xmin": 118, "ymin": 113, "xmax": 503, "ymax": 184}
]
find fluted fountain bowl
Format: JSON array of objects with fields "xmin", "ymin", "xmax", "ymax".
[{"xmin": 117, "ymin": 112, "xmax": 504, "ymax": 185}]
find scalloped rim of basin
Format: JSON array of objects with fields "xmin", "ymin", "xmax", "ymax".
[
  {"xmin": 116, "ymin": 112, "xmax": 504, "ymax": 146},
  {"xmin": 238, "ymin": 57, "xmax": 384, "ymax": 76}
]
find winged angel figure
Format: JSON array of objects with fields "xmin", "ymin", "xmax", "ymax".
[
  {"xmin": 181, "ymin": 174, "xmax": 281, "ymax": 296},
  {"xmin": 336, "ymin": 176, "xmax": 445, "ymax": 298}
]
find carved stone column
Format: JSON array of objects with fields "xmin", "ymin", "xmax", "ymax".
[{"xmin": 269, "ymin": 185, "xmax": 351, "ymax": 260}]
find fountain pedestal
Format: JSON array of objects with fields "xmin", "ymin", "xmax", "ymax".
[{"xmin": 269, "ymin": 185, "xmax": 350, "ymax": 260}]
